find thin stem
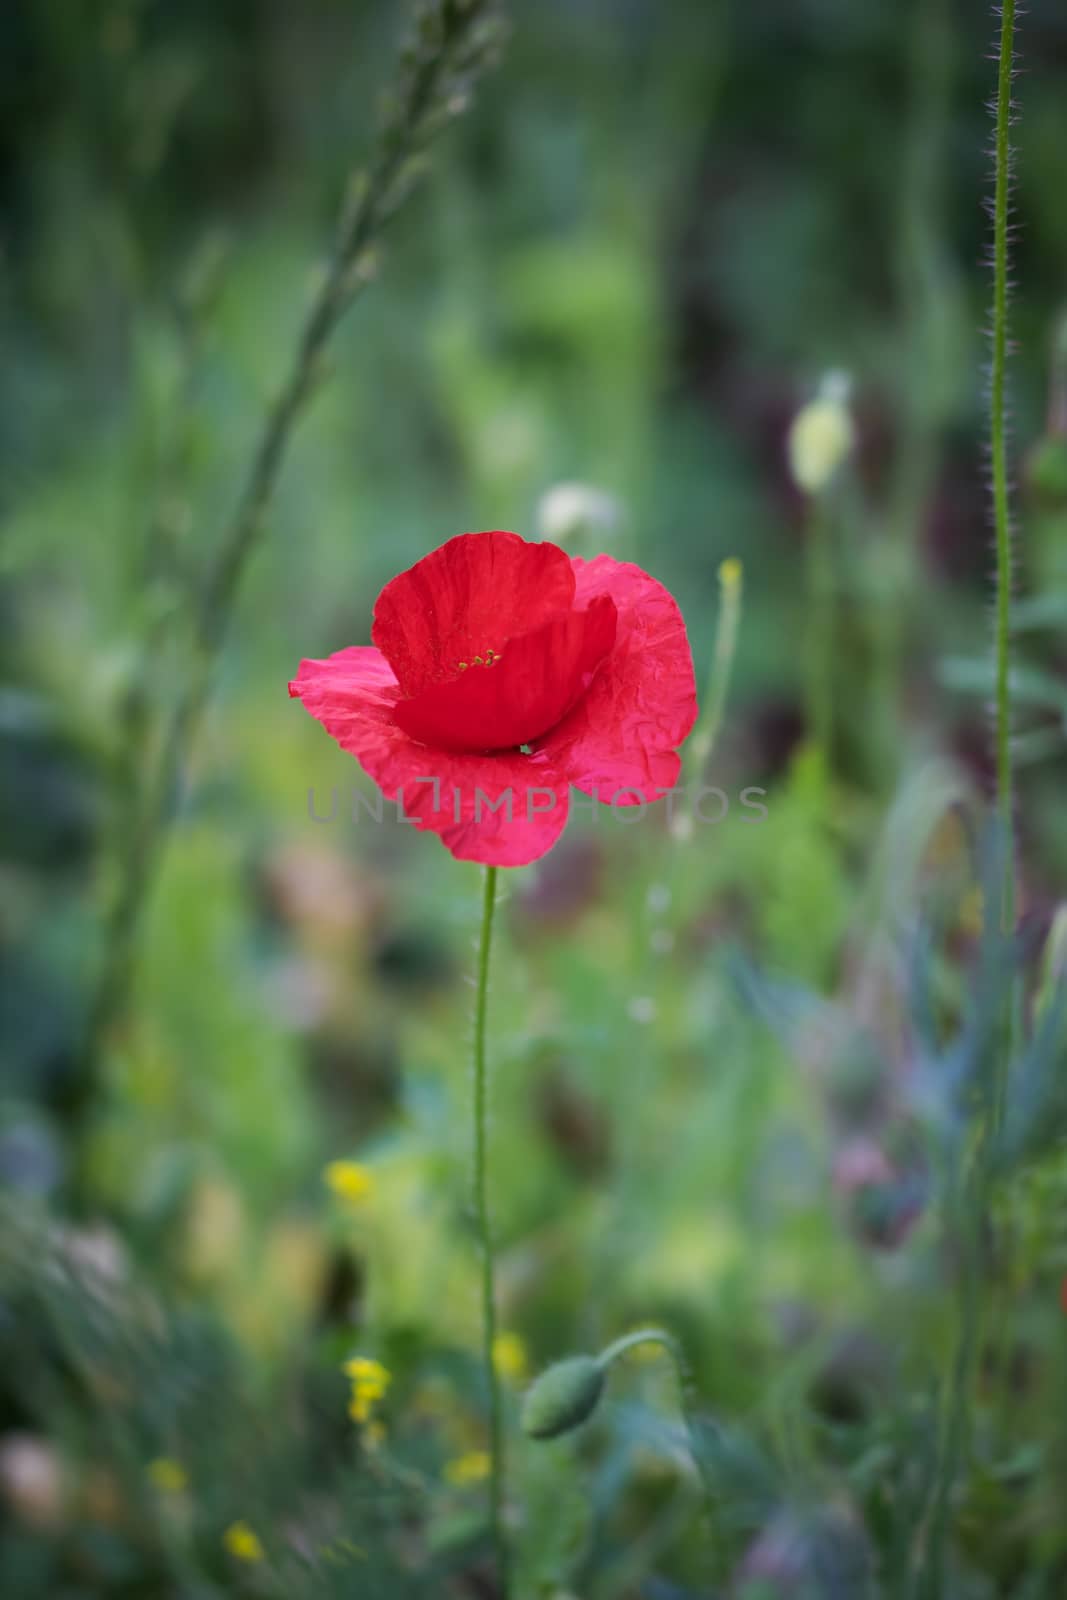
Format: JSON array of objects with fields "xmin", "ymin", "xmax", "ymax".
[
  {"xmin": 472, "ymin": 863, "xmax": 507, "ymax": 1589},
  {"xmin": 918, "ymin": 16, "xmax": 1021, "ymax": 1586},
  {"xmin": 990, "ymin": 0, "xmax": 1016, "ymax": 943},
  {"xmin": 981, "ymin": 1, "xmax": 1023, "ymax": 1473},
  {"xmin": 805, "ymin": 496, "xmax": 834, "ymax": 760},
  {"xmin": 76, "ymin": 0, "xmax": 501, "ymax": 1118},
  {"xmin": 917, "ymin": 1173, "xmax": 983, "ymax": 1598},
  {"xmin": 684, "ymin": 558, "xmax": 743, "ymax": 788}
]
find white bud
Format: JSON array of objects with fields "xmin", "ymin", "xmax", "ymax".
[
  {"xmin": 787, "ymin": 372, "xmax": 855, "ymax": 495},
  {"xmin": 536, "ymin": 482, "xmax": 620, "ymax": 545}
]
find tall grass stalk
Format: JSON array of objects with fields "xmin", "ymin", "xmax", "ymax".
[
  {"xmin": 472, "ymin": 864, "xmax": 507, "ymax": 1588},
  {"xmin": 990, "ymin": 0, "xmax": 1017, "ymax": 946},
  {"xmin": 79, "ymin": 0, "xmax": 502, "ymax": 1118}
]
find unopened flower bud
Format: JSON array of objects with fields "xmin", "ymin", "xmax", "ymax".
[
  {"xmin": 521, "ymin": 1355, "xmax": 605, "ymax": 1440},
  {"xmin": 787, "ymin": 373, "xmax": 855, "ymax": 495},
  {"xmin": 719, "ymin": 556, "xmax": 743, "ymax": 591},
  {"xmin": 536, "ymin": 482, "xmax": 620, "ymax": 546}
]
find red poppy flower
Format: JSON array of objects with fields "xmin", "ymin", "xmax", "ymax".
[{"xmin": 289, "ymin": 530, "xmax": 697, "ymax": 866}]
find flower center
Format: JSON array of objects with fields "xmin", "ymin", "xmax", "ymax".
[{"xmin": 456, "ymin": 647, "xmax": 502, "ymax": 672}]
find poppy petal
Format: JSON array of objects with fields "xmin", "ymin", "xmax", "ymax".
[
  {"xmin": 371, "ymin": 530, "xmax": 576, "ymax": 697},
  {"xmin": 402, "ymin": 756, "xmax": 570, "ymax": 866},
  {"xmin": 537, "ymin": 554, "xmax": 697, "ymax": 803},
  {"xmin": 393, "ymin": 595, "xmax": 617, "ymax": 753},
  {"xmin": 289, "ymin": 646, "xmax": 570, "ymax": 866}
]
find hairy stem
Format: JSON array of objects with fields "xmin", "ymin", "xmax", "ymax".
[
  {"xmin": 921, "ymin": 15, "xmax": 1020, "ymax": 1582},
  {"xmin": 990, "ymin": 0, "xmax": 1016, "ymax": 942},
  {"xmin": 473, "ymin": 863, "xmax": 507, "ymax": 1589}
]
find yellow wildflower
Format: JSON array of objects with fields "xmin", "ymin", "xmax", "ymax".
[
  {"xmin": 224, "ymin": 1521, "xmax": 264, "ymax": 1563},
  {"xmin": 344, "ymin": 1356, "xmax": 391, "ymax": 1423},
  {"xmin": 148, "ymin": 1458, "xmax": 187, "ymax": 1494},
  {"xmin": 491, "ymin": 1331, "xmax": 528, "ymax": 1384},
  {"xmin": 444, "ymin": 1450, "xmax": 492, "ymax": 1486},
  {"xmin": 323, "ymin": 1161, "xmax": 375, "ymax": 1204},
  {"xmin": 343, "ymin": 1356, "xmax": 390, "ymax": 1391}
]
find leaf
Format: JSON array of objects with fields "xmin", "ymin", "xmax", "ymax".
[{"xmin": 994, "ymin": 984, "xmax": 1067, "ymax": 1171}]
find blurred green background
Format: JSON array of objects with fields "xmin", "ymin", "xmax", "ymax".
[{"xmin": 3, "ymin": 1, "xmax": 1067, "ymax": 1595}]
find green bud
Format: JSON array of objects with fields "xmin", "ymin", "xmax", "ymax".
[{"xmin": 521, "ymin": 1355, "xmax": 605, "ymax": 1440}]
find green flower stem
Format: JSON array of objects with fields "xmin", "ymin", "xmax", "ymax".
[
  {"xmin": 805, "ymin": 495, "xmax": 834, "ymax": 761},
  {"xmin": 599, "ymin": 1329, "xmax": 716, "ymax": 1541},
  {"xmin": 683, "ymin": 558, "xmax": 743, "ymax": 790},
  {"xmin": 981, "ymin": 0, "xmax": 1022, "ymax": 1510},
  {"xmin": 990, "ymin": 0, "xmax": 1016, "ymax": 946},
  {"xmin": 472, "ymin": 863, "xmax": 507, "ymax": 1589},
  {"xmin": 923, "ymin": 13, "xmax": 1019, "ymax": 1587},
  {"xmin": 988, "ymin": 0, "xmax": 1021, "ymax": 1139}
]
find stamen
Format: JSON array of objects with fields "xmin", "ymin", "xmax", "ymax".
[{"xmin": 455, "ymin": 647, "xmax": 501, "ymax": 674}]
